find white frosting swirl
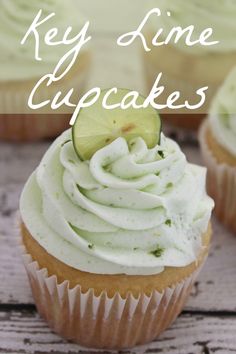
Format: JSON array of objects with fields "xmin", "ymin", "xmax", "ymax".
[
  {"xmin": 0, "ymin": 0, "xmax": 87, "ymax": 81},
  {"xmin": 149, "ymin": 0, "xmax": 236, "ymax": 53},
  {"xmin": 20, "ymin": 129, "xmax": 213, "ymax": 275},
  {"xmin": 210, "ymin": 67, "xmax": 236, "ymax": 157}
]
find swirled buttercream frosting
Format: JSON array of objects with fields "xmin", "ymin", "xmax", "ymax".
[
  {"xmin": 149, "ymin": 0, "xmax": 236, "ymax": 53},
  {"xmin": 209, "ymin": 67, "xmax": 236, "ymax": 157},
  {"xmin": 20, "ymin": 129, "xmax": 214, "ymax": 275},
  {"xmin": 0, "ymin": 0, "xmax": 87, "ymax": 81}
]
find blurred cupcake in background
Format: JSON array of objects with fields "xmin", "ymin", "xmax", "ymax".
[
  {"xmin": 143, "ymin": 0, "xmax": 236, "ymax": 131},
  {"xmin": 199, "ymin": 67, "xmax": 236, "ymax": 233},
  {"xmin": 0, "ymin": 0, "xmax": 91, "ymax": 141}
]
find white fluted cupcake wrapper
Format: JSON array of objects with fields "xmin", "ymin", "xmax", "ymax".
[
  {"xmin": 19, "ymin": 242, "xmax": 204, "ymax": 350},
  {"xmin": 199, "ymin": 120, "xmax": 236, "ymax": 233},
  {"xmin": 0, "ymin": 114, "xmax": 73, "ymax": 142},
  {"xmin": 0, "ymin": 54, "xmax": 90, "ymax": 141},
  {"xmin": 0, "ymin": 70, "xmax": 88, "ymax": 114}
]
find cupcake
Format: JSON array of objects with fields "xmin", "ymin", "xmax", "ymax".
[
  {"xmin": 143, "ymin": 0, "xmax": 236, "ymax": 130},
  {"xmin": 0, "ymin": 0, "xmax": 90, "ymax": 141},
  {"xmin": 20, "ymin": 89, "xmax": 214, "ymax": 349},
  {"xmin": 199, "ymin": 67, "xmax": 236, "ymax": 233}
]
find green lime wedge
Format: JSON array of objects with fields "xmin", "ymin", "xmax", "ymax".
[{"xmin": 72, "ymin": 89, "xmax": 161, "ymax": 160}]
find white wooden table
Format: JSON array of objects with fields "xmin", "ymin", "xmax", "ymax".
[{"xmin": 1, "ymin": 36, "xmax": 236, "ymax": 354}]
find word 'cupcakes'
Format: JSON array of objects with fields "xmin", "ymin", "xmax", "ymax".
[{"xmin": 21, "ymin": 7, "xmax": 215, "ymax": 120}]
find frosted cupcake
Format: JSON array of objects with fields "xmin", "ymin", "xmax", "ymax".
[
  {"xmin": 199, "ymin": 68, "xmax": 236, "ymax": 233},
  {"xmin": 143, "ymin": 0, "xmax": 236, "ymax": 130},
  {"xmin": 0, "ymin": 0, "xmax": 90, "ymax": 141},
  {"xmin": 20, "ymin": 90, "xmax": 214, "ymax": 349}
]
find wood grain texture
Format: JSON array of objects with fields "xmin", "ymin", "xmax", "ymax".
[
  {"xmin": 1, "ymin": 33, "xmax": 236, "ymax": 354},
  {"xmin": 0, "ymin": 310, "xmax": 235, "ymax": 354},
  {"xmin": 1, "ymin": 141, "xmax": 236, "ymax": 311}
]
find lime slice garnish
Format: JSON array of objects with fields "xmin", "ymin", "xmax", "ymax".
[{"xmin": 72, "ymin": 89, "xmax": 162, "ymax": 160}]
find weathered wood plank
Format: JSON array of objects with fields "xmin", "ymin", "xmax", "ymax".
[
  {"xmin": 0, "ymin": 26, "xmax": 235, "ymax": 354},
  {"xmin": 1, "ymin": 141, "xmax": 236, "ymax": 311},
  {"xmin": 0, "ymin": 310, "xmax": 235, "ymax": 354},
  {"xmin": 1, "ymin": 36, "xmax": 236, "ymax": 311},
  {"xmin": 0, "ymin": 142, "xmax": 50, "ymax": 305}
]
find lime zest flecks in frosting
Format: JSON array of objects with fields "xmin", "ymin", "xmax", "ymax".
[
  {"xmin": 209, "ymin": 67, "xmax": 236, "ymax": 157},
  {"xmin": 158, "ymin": 150, "xmax": 165, "ymax": 159},
  {"xmin": 61, "ymin": 139, "xmax": 72, "ymax": 147},
  {"xmin": 20, "ymin": 129, "xmax": 214, "ymax": 275},
  {"xmin": 150, "ymin": 245, "xmax": 165, "ymax": 258},
  {"xmin": 68, "ymin": 159, "xmax": 75, "ymax": 164},
  {"xmin": 165, "ymin": 219, "xmax": 172, "ymax": 227}
]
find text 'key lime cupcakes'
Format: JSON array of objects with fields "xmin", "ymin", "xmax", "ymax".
[
  {"xmin": 199, "ymin": 68, "xmax": 236, "ymax": 234},
  {"xmin": 143, "ymin": 0, "xmax": 236, "ymax": 130},
  {"xmin": 20, "ymin": 89, "xmax": 214, "ymax": 349},
  {"xmin": 0, "ymin": 0, "xmax": 91, "ymax": 141}
]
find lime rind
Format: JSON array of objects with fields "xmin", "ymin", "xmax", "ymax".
[{"xmin": 72, "ymin": 89, "xmax": 161, "ymax": 161}]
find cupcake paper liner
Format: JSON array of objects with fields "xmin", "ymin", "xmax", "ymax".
[
  {"xmin": 19, "ymin": 241, "xmax": 204, "ymax": 349},
  {"xmin": 143, "ymin": 53, "xmax": 215, "ymax": 131},
  {"xmin": 0, "ymin": 55, "xmax": 90, "ymax": 141},
  {"xmin": 199, "ymin": 121, "xmax": 236, "ymax": 233},
  {"xmin": 0, "ymin": 114, "xmax": 71, "ymax": 142},
  {"xmin": 0, "ymin": 68, "xmax": 88, "ymax": 114}
]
